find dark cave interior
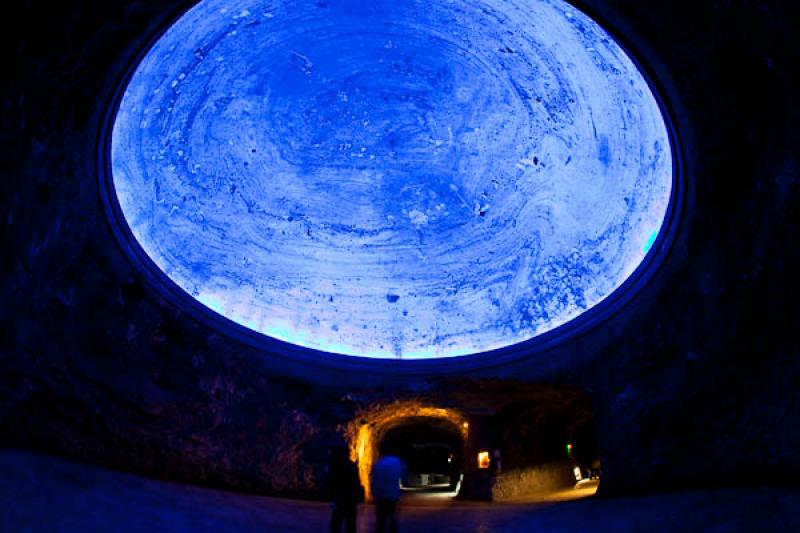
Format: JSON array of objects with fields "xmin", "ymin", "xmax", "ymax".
[{"xmin": 2, "ymin": 0, "xmax": 800, "ymax": 530}]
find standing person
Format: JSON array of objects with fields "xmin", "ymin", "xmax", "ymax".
[
  {"xmin": 447, "ymin": 453, "xmax": 461, "ymax": 492},
  {"xmin": 324, "ymin": 445, "xmax": 364, "ymax": 533},
  {"xmin": 371, "ymin": 452, "xmax": 405, "ymax": 533}
]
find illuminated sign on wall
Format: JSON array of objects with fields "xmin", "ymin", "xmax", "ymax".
[{"xmin": 478, "ymin": 451, "xmax": 491, "ymax": 469}]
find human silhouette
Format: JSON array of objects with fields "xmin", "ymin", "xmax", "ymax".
[
  {"xmin": 371, "ymin": 452, "xmax": 405, "ymax": 533},
  {"xmin": 324, "ymin": 445, "xmax": 364, "ymax": 533}
]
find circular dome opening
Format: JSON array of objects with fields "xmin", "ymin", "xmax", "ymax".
[{"xmin": 109, "ymin": 0, "xmax": 674, "ymax": 360}]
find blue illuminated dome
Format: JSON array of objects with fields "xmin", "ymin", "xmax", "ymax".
[{"xmin": 111, "ymin": 0, "xmax": 672, "ymax": 359}]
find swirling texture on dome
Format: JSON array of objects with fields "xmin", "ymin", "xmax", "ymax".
[{"xmin": 111, "ymin": 0, "xmax": 672, "ymax": 358}]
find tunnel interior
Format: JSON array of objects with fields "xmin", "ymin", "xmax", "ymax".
[
  {"xmin": 379, "ymin": 417, "xmax": 465, "ymax": 493},
  {"xmin": 351, "ymin": 385, "xmax": 599, "ymax": 502},
  {"xmin": 497, "ymin": 400, "xmax": 598, "ymax": 475},
  {"xmin": 479, "ymin": 387, "xmax": 600, "ymax": 501}
]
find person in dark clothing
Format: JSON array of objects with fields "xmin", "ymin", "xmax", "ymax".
[{"xmin": 324, "ymin": 445, "xmax": 364, "ymax": 533}]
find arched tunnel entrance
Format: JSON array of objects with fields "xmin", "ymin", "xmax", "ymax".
[
  {"xmin": 380, "ymin": 418, "xmax": 465, "ymax": 497},
  {"xmin": 345, "ymin": 386, "xmax": 599, "ymax": 503},
  {"xmin": 345, "ymin": 402, "xmax": 469, "ymax": 501}
]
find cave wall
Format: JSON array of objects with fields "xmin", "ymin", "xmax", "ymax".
[
  {"xmin": 489, "ymin": 397, "xmax": 594, "ymax": 500},
  {"xmin": 491, "ymin": 461, "xmax": 577, "ymax": 501},
  {"xmin": 2, "ymin": 0, "xmax": 799, "ymax": 498}
]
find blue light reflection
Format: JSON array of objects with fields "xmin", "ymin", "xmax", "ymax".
[{"xmin": 111, "ymin": 0, "xmax": 672, "ymax": 358}]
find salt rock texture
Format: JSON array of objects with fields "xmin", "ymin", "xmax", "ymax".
[
  {"xmin": 2, "ymin": 0, "xmax": 799, "ymax": 503},
  {"xmin": 111, "ymin": 0, "xmax": 671, "ymax": 358}
]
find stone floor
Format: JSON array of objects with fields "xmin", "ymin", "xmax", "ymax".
[{"xmin": 1, "ymin": 451, "xmax": 798, "ymax": 532}]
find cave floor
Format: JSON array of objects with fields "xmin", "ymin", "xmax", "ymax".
[{"xmin": 1, "ymin": 451, "xmax": 798, "ymax": 532}]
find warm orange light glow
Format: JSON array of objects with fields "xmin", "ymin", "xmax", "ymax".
[
  {"xmin": 478, "ymin": 451, "xmax": 490, "ymax": 469},
  {"xmin": 345, "ymin": 401, "xmax": 468, "ymax": 500}
]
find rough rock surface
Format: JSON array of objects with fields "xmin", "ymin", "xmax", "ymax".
[
  {"xmin": 492, "ymin": 461, "xmax": 577, "ymax": 501},
  {"xmin": 1, "ymin": 0, "xmax": 799, "ymax": 499}
]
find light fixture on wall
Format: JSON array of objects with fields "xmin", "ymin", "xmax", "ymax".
[{"xmin": 477, "ymin": 451, "xmax": 490, "ymax": 469}]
